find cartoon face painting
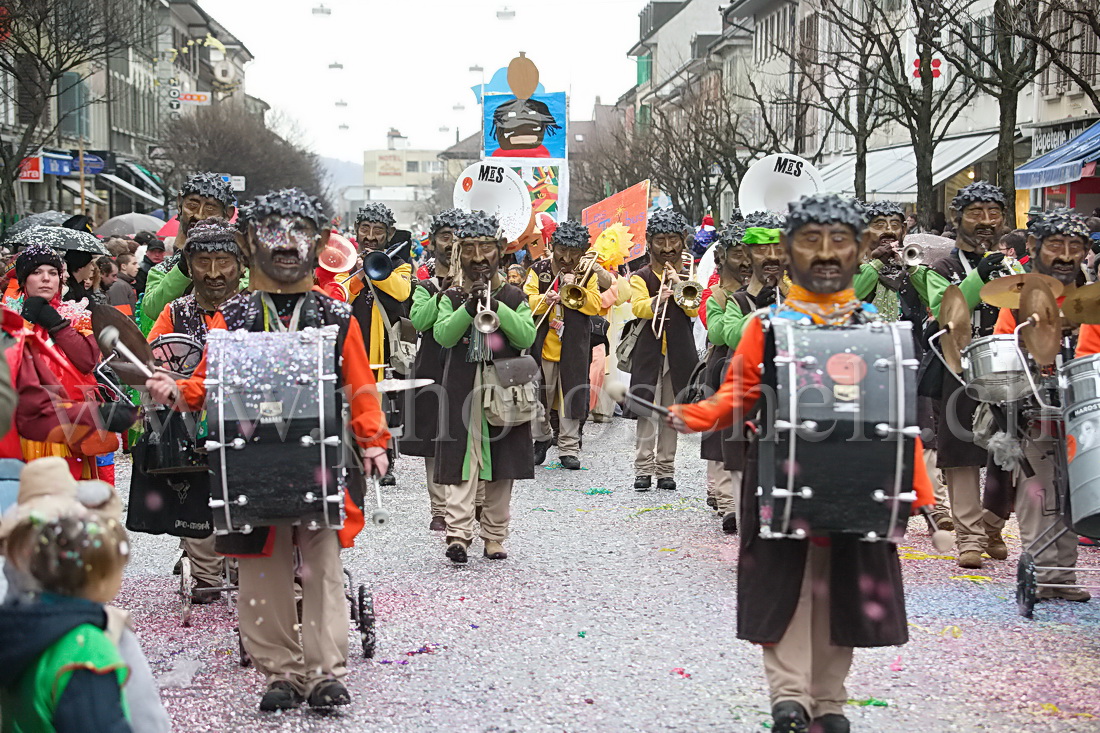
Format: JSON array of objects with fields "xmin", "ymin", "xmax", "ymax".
[{"xmin": 490, "ymin": 98, "xmax": 561, "ymax": 158}]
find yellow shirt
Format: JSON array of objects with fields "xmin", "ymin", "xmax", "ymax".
[
  {"xmin": 350, "ymin": 262, "xmax": 412, "ymax": 379},
  {"xmin": 629, "ymin": 264, "xmax": 699, "ymax": 354},
  {"xmin": 523, "ymin": 267, "xmax": 601, "ymax": 362}
]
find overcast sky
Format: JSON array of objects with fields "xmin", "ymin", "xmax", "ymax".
[{"xmin": 210, "ymin": 0, "xmax": 647, "ymax": 162}]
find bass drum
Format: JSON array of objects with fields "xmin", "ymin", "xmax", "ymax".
[
  {"xmin": 757, "ymin": 318, "xmax": 919, "ymax": 542},
  {"xmin": 1059, "ymin": 354, "xmax": 1100, "ymax": 539}
]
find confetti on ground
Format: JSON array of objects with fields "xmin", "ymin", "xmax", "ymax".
[
  {"xmin": 544, "ymin": 461, "xmax": 563, "ymax": 470},
  {"xmin": 531, "ymin": 507, "xmax": 557, "ymax": 512},
  {"xmin": 671, "ymin": 667, "xmax": 691, "ymax": 679},
  {"xmin": 658, "ymin": 548, "xmax": 677, "ymax": 552},
  {"xmin": 942, "ymin": 625, "xmax": 963, "ymax": 638},
  {"xmin": 950, "ymin": 575, "xmax": 995, "ymax": 583},
  {"xmin": 889, "ymin": 655, "xmax": 903, "ymax": 672},
  {"xmin": 630, "ymin": 498, "xmax": 702, "ymax": 518},
  {"xmin": 577, "ymin": 631, "xmax": 586, "ymax": 638},
  {"xmin": 583, "ymin": 487, "xmax": 612, "ymax": 494},
  {"xmin": 848, "ymin": 698, "xmax": 889, "ymax": 707},
  {"xmin": 899, "ymin": 551, "xmax": 955, "ymax": 560}
]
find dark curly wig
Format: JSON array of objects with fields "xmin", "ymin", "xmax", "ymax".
[
  {"xmin": 238, "ymin": 188, "xmax": 327, "ymax": 231},
  {"xmin": 551, "ymin": 220, "xmax": 590, "ymax": 250},
  {"xmin": 1028, "ymin": 208, "xmax": 1090, "ymax": 242},
  {"xmin": 862, "ymin": 200, "xmax": 904, "ymax": 219},
  {"xmin": 430, "ymin": 208, "xmax": 465, "ymax": 236},
  {"xmin": 786, "ymin": 194, "xmax": 866, "ymax": 236},
  {"xmin": 454, "ymin": 210, "xmax": 500, "ymax": 240},
  {"xmin": 647, "ymin": 209, "xmax": 688, "ymax": 236},
  {"xmin": 179, "ymin": 172, "xmax": 235, "ymax": 208},
  {"xmin": 355, "ymin": 203, "xmax": 395, "ymax": 229},
  {"xmin": 185, "ymin": 217, "xmax": 241, "ymax": 258},
  {"xmin": 951, "ymin": 181, "xmax": 1006, "ymax": 213}
]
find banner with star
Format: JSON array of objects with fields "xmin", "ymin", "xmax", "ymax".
[{"xmin": 581, "ymin": 180, "xmax": 650, "ymax": 262}]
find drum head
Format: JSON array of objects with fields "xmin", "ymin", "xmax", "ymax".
[
  {"xmin": 1019, "ymin": 278, "xmax": 1061, "ymax": 367},
  {"xmin": 150, "ymin": 334, "xmax": 204, "ymax": 376}
]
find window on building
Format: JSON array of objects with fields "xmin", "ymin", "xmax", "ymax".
[
  {"xmin": 637, "ymin": 54, "xmax": 652, "ymax": 85},
  {"xmin": 58, "ymin": 71, "xmax": 90, "ymax": 139},
  {"xmin": 407, "ymin": 161, "xmax": 420, "ymax": 173},
  {"xmin": 637, "ymin": 104, "xmax": 652, "ymax": 130}
]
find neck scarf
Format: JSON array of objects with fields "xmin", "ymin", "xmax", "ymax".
[{"xmin": 783, "ymin": 284, "xmax": 861, "ymax": 325}]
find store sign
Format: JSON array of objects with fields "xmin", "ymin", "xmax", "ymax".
[
  {"xmin": 42, "ymin": 155, "xmax": 72, "ymax": 176},
  {"xmin": 1046, "ymin": 184, "xmax": 1067, "ymax": 195},
  {"xmin": 180, "ymin": 91, "xmax": 212, "ymax": 106},
  {"xmin": 1032, "ymin": 122, "xmax": 1094, "ymax": 157},
  {"xmin": 18, "ymin": 157, "xmax": 42, "ymax": 183},
  {"xmin": 219, "ymin": 174, "xmax": 247, "ymax": 192},
  {"xmin": 69, "ymin": 153, "xmax": 105, "ymax": 175}
]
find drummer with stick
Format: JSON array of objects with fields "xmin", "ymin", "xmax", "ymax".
[
  {"xmin": 145, "ymin": 217, "xmax": 244, "ymax": 604},
  {"xmin": 667, "ymin": 194, "xmax": 935, "ymax": 733},
  {"xmin": 992, "ymin": 210, "xmax": 1091, "ymax": 602},
  {"xmin": 146, "ymin": 188, "xmax": 390, "ymax": 712}
]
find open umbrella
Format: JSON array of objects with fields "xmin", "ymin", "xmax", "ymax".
[
  {"xmin": 95, "ymin": 213, "xmax": 166, "ymax": 238},
  {"xmin": 0, "ymin": 210, "xmax": 69, "ymax": 243},
  {"xmin": 157, "ymin": 217, "xmax": 179, "ymax": 238},
  {"xmin": 8, "ymin": 225, "xmax": 108, "ymax": 255}
]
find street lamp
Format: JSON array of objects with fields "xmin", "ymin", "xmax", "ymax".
[{"xmin": 496, "ymin": 6, "xmax": 515, "ymax": 20}]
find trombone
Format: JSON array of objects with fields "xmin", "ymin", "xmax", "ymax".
[{"xmin": 653, "ymin": 253, "xmax": 700, "ymax": 338}]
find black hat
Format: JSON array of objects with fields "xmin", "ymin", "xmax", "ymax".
[
  {"xmin": 15, "ymin": 243, "xmax": 64, "ymax": 287},
  {"xmin": 145, "ymin": 239, "xmax": 166, "ymax": 252}
]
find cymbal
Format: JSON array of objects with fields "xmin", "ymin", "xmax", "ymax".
[
  {"xmin": 1019, "ymin": 278, "xmax": 1061, "ymax": 367},
  {"xmin": 979, "ymin": 273, "xmax": 1064, "ymax": 309},
  {"xmin": 1061, "ymin": 282, "xmax": 1100, "ymax": 325},
  {"xmin": 376, "ymin": 378, "xmax": 434, "ymax": 394},
  {"xmin": 91, "ymin": 305, "xmax": 154, "ymax": 367},
  {"xmin": 939, "ymin": 285, "xmax": 969, "ymax": 374}
]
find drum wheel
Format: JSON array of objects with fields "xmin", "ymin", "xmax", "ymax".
[
  {"xmin": 343, "ymin": 568, "xmax": 359, "ymax": 624},
  {"xmin": 179, "ymin": 556, "xmax": 193, "ymax": 628},
  {"xmin": 236, "ymin": 627, "xmax": 251, "ymax": 667},
  {"xmin": 358, "ymin": 584, "xmax": 376, "ymax": 658},
  {"xmin": 1017, "ymin": 552, "xmax": 1037, "ymax": 619}
]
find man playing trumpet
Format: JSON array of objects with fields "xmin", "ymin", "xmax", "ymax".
[
  {"xmin": 524, "ymin": 220, "xmax": 602, "ymax": 469},
  {"xmin": 627, "ymin": 210, "xmax": 700, "ymax": 491}
]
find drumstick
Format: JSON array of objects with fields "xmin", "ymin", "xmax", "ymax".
[
  {"xmin": 606, "ymin": 380, "xmax": 671, "ymax": 418},
  {"xmin": 919, "ymin": 505, "xmax": 954, "ymax": 553},
  {"xmin": 97, "ymin": 326, "xmax": 154, "ymax": 379}
]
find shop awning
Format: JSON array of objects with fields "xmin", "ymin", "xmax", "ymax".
[
  {"xmin": 819, "ymin": 132, "xmax": 999, "ymax": 202},
  {"xmin": 60, "ymin": 180, "xmax": 107, "ymax": 205},
  {"xmin": 97, "ymin": 173, "xmax": 161, "ymax": 207},
  {"xmin": 120, "ymin": 161, "xmax": 165, "ymax": 196},
  {"xmin": 1015, "ymin": 120, "xmax": 1100, "ymax": 189}
]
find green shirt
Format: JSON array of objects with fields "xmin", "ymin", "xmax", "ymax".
[
  {"xmin": 433, "ymin": 289, "xmax": 535, "ymax": 480},
  {"xmin": 2, "ymin": 623, "xmax": 129, "ymax": 733}
]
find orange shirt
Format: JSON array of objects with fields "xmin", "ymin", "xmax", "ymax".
[
  {"xmin": 670, "ymin": 315, "xmax": 935, "ymax": 509},
  {"xmin": 1077, "ymin": 325, "xmax": 1100, "ymax": 357},
  {"xmin": 147, "ymin": 303, "xmax": 220, "ymax": 341}
]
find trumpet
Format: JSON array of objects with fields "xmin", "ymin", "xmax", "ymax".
[
  {"xmin": 473, "ymin": 285, "xmax": 499, "ymax": 334},
  {"xmin": 653, "ymin": 253, "xmax": 697, "ymax": 338}
]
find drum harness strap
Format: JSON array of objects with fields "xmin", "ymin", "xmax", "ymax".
[{"xmin": 259, "ymin": 292, "xmax": 307, "ymax": 333}]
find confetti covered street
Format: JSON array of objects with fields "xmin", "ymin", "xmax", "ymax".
[{"xmin": 116, "ymin": 419, "xmax": 1100, "ymax": 732}]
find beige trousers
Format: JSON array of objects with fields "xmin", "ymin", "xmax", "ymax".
[
  {"xmin": 237, "ymin": 527, "xmax": 348, "ymax": 695},
  {"xmin": 634, "ymin": 359, "xmax": 677, "ymax": 477},
  {"xmin": 706, "ymin": 460, "xmax": 739, "ymax": 515},
  {"xmin": 444, "ymin": 477, "xmax": 513, "ymax": 543},
  {"xmin": 762, "ymin": 543, "xmax": 853, "ymax": 719},
  {"xmin": 944, "ymin": 465, "xmax": 989, "ymax": 553},
  {"xmin": 182, "ymin": 535, "xmax": 221, "ymax": 586},
  {"xmin": 537, "ymin": 360, "xmax": 582, "ymax": 457},
  {"xmin": 923, "ymin": 448, "xmax": 948, "ymax": 506},
  {"xmin": 1017, "ymin": 436, "xmax": 1079, "ymax": 586},
  {"xmin": 424, "ymin": 456, "xmax": 447, "ymax": 518}
]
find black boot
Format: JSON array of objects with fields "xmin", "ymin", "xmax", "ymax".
[
  {"xmin": 722, "ymin": 512, "xmax": 738, "ymax": 535},
  {"xmin": 307, "ymin": 678, "xmax": 351, "ymax": 708},
  {"xmin": 656, "ymin": 477, "xmax": 677, "ymax": 490},
  {"xmin": 706, "ymin": 496, "xmax": 718, "ymax": 509},
  {"xmin": 259, "ymin": 681, "xmax": 303, "ymax": 712},
  {"xmin": 634, "ymin": 475, "xmax": 652, "ymax": 491},
  {"xmin": 533, "ymin": 439, "xmax": 552, "ymax": 466},
  {"xmin": 771, "ymin": 701, "xmax": 809, "ymax": 733},
  {"xmin": 560, "ymin": 455, "xmax": 581, "ymax": 470},
  {"xmin": 812, "ymin": 714, "xmax": 851, "ymax": 733}
]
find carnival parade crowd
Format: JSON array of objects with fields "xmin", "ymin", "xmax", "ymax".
[{"xmin": 0, "ymin": 172, "xmax": 1098, "ymax": 733}]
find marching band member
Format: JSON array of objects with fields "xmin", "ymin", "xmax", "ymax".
[
  {"xmin": 146, "ymin": 188, "xmax": 390, "ymax": 712},
  {"xmin": 145, "ymin": 218, "xmax": 244, "ymax": 603},
  {"xmin": 993, "ymin": 210, "xmax": 1090, "ymax": 602},
  {"xmin": 524, "ymin": 220, "xmax": 601, "ymax": 469},
  {"xmin": 140, "ymin": 173, "xmax": 237, "ymax": 334},
  {"xmin": 347, "ymin": 203, "xmax": 413, "ymax": 487},
  {"xmin": 669, "ymin": 194, "xmax": 934, "ymax": 733},
  {"xmin": 628, "ymin": 210, "xmax": 699, "ymax": 491},
  {"xmin": 405, "ymin": 208, "xmax": 464, "ymax": 531},
  {"xmin": 433, "ymin": 211, "xmax": 536, "ymax": 564},
  {"xmin": 911, "ymin": 181, "xmax": 1010, "ymax": 569}
]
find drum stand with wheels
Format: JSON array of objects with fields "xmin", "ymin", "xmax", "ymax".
[
  {"xmin": 178, "ymin": 554, "xmax": 239, "ymax": 629},
  {"xmin": 1016, "ymin": 522, "xmax": 1100, "ymax": 618}
]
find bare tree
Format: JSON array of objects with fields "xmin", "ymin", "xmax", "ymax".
[
  {"xmin": 158, "ymin": 105, "xmax": 328, "ymax": 210},
  {"xmin": 0, "ymin": 0, "xmax": 154, "ymax": 216},
  {"xmin": 1020, "ymin": 0, "xmax": 1100, "ymax": 113},
  {"xmin": 932, "ymin": 0, "xmax": 1053, "ymax": 225},
  {"xmin": 816, "ymin": 0, "xmax": 977, "ymax": 227}
]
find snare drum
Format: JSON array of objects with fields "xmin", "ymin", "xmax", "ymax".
[
  {"xmin": 1059, "ymin": 354, "xmax": 1100, "ymax": 539},
  {"xmin": 757, "ymin": 318, "xmax": 919, "ymax": 542},
  {"xmin": 962, "ymin": 335, "xmax": 1034, "ymax": 403},
  {"xmin": 205, "ymin": 326, "xmax": 346, "ymax": 535}
]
